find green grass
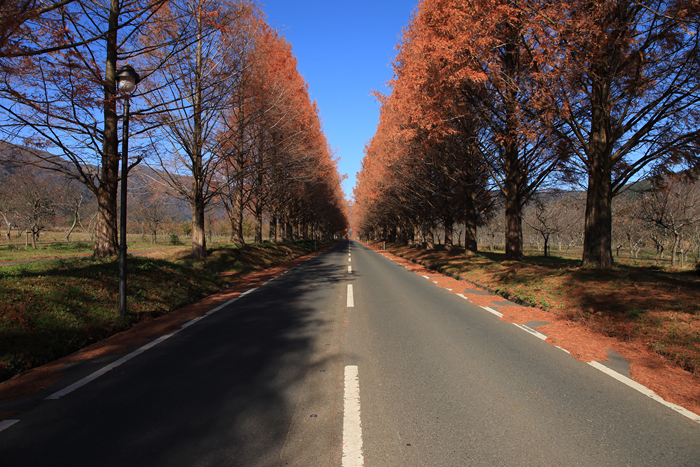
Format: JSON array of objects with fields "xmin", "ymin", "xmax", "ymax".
[{"xmin": 0, "ymin": 232, "xmax": 185, "ymax": 262}]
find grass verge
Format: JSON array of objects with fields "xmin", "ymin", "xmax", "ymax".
[
  {"xmin": 0, "ymin": 240, "xmax": 327, "ymax": 383},
  {"xmin": 377, "ymin": 243, "xmax": 700, "ymax": 375}
]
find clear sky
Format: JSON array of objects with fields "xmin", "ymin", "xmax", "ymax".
[{"xmin": 260, "ymin": 0, "xmax": 418, "ymax": 202}]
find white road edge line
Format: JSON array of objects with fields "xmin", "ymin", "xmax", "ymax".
[
  {"xmin": 513, "ymin": 323, "xmax": 548, "ymax": 341},
  {"xmin": 588, "ymin": 361, "xmax": 700, "ymax": 423},
  {"xmin": 45, "ymin": 297, "xmax": 240, "ymax": 400},
  {"xmin": 0, "ymin": 419, "xmax": 20, "ymax": 433},
  {"xmin": 481, "ymin": 306, "xmax": 503, "ymax": 318},
  {"xmin": 347, "ymin": 284, "xmax": 354, "ymax": 308},
  {"xmin": 343, "ymin": 365, "xmax": 364, "ymax": 467}
]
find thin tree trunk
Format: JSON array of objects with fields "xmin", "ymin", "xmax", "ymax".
[
  {"xmin": 191, "ymin": 193, "xmax": 206, "ymax": 259},
  {"xmin": 464, "ymin": 191, "xmax": 478, "ymax": 254},
  {"xmin": 672, "ymin": 232, "xmax": 680, "ymax": 267},
  {"xmin": 254, "ymin": 203, "xmax": 263, "ymax": 243},
  {"xmin": 269, "ymin": 210, "xmax": 277, "ymax": 242},
  {"xmin": 283, "ymin": 213, "xmax": 292, "ymax": 241},
  {"xmin": 94, "ymin": 0, "xmax": 120, "ymax": 258},
  {"xmin": 231, "ymin": 176, "xmax": 244, "ymax": 244},
  {"xmin": 189, "ymin": 5, "xmax": 207, "ymax": 260},
  {"xmin": 65, "ymin": 212, "xmax": 78, "ymax": 242},
  {"xmin": 444, "ymin": 216, "xmax": 453, "ymax": 251},
  {"xmin": 425, "ymin": 219, "xmax": 435, "ymax": 250}
]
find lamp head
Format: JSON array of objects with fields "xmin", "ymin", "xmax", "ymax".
[{"xmin": 116, "ymin": 65, "xmax": 140, "ymax": 95}]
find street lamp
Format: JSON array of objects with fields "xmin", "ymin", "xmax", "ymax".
[{"xmin": 116, "ymin": 65, "xmax": 140, "ymax": 317}]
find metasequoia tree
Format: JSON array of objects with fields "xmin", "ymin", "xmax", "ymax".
[
  {"xmin": 357, "ymin": 0, "xmax": 564, "ymax": 258},
  {"xmin": 217, "ymin": 23, "xmax": 347, "ymax": 243},
  {"xmin": 240, "ymin": 26, "xmax": 293, "ymax": 243},
  {"xmin": 387, "ymin": 5, "xmax": 496, "ymax": 252},
  {"xmin": 538, "ymin": 0, "xmax": 700, "ymax": 268},
  {"xmin": 272, "ymin": 100, "xmax": 347, "ymax": 240},
  {"xmin": 405, "ymin": 0, "xmax": 566, "ymax": 260},
  {"xmin": 0, "ymin": 0, "xmax": 172, "ymax": 256},
  {"xmin": 212, "ymin": 11, "xmax": 267, "ymax": 245},
  {"xmin": 141, "ymin": 0, "xmax": 257, "ymax": 257},
  {"xmin": 0, "ymin": 0, "xmax": 81, "ymax": 75},
  {"xmin": 354, "ymin": 92, "xmax": 411, "ymax": 244},
  {"xmin": 246, "ymin": 29, "xmax": 335, "ymax": 243}
]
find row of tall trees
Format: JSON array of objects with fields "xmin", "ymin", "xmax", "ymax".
[
  {"xmin": 354, "ymin": 0, "xmax": 700, "ymax": 268},
  {"xmin": 0, "ymin": 0, "xmax": 348, "ymax": 259}
]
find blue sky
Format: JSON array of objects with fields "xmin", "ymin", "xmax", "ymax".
[{"xmin": 260, "ymin": 1, "xmax": 418, "ymax": 201}]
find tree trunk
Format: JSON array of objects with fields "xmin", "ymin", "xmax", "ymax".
[
  {"xmin": 189, "ymin": 7, "xmax": 208, "ymax": 260},
  {"xmin": 269, "ymin": 210, "xmax": 277, "ymax": 242},
  {"xmin": 671, "ymin": 232, "xmax": 680, "ymax": 267},
  {"xmin": 464, "ymin": 192, "xmax": 478, "ymax": 254},
  {"xmin": 254, "ymin": 204, "xmax": 263, "ymax": 243},
  {"xmin": 503, "ymin": 24, "xmax": 524, "ymax": 261},
  {"xmin": 414, "ymin": 224, "xmax": 423, "ymax": 246},
  {"xmin": 191, "ymin": 194, "xmax": 206, "ymax": 259},
  {"xmin": 504, "ymin": 171, "xmax": 523, "ymax": 260},
  {"xmin": 94, "ymin": 0, "xmax": 121, "ymax": 258},
  {"xmin": 389, "ymin": 226, "xmax": 397, "ymax": 243},
  {"xmin": 444, "ymin": 216, "xmax": 453, "ymax": 251},
  {"xmin": 284, "ymin": 215, "xmax": 293, "ymax": 241},
  {"xmin": 582, "ymin": 77, "xmax": 614, "ymax": 269},
  {"xmin": 231, "ymin": 177, "xmax": 244, "ymax": 244},
  {"xmin": 425, "ymin": 219, "xmax": 435, "ymax": 250},
  {"xmin": 65, "ymin": 212, "xmax": 78, "ymax": 242}
]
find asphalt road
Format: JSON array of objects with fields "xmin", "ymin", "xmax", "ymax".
[{"xmin": 1, "ymin": 240, "xmax": 699, "ymax": 466}]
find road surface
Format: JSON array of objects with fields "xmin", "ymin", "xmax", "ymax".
[{"xmin": 1, "ymin": 240, "xmax": 699, "ymax": 466}]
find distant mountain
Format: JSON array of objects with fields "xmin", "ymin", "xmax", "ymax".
[{"xmin": 0, "ymin": 141, "xmax": 191, "ymax": 222}]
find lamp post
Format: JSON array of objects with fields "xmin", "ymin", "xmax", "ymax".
[{"xmin": 116, "ymin": 65, "xmax": 140, "ymax": 317}]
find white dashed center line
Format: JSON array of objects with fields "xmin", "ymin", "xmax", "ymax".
[
  {"xmin": 347, "ymin": 284, "xmax": 354, "ymax": 308},
  {"xmin": 343, "ymin": 365, "xmax": 364, "ymax": 467}
]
